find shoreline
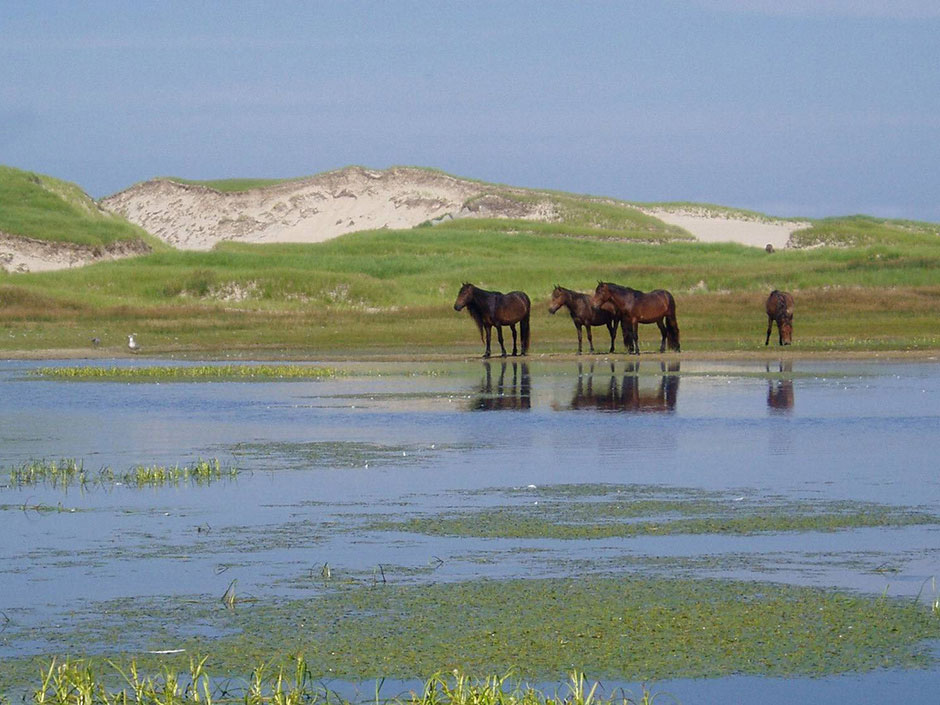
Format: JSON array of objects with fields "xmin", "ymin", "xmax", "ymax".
[{"xmin": 4, "ymin": 348, "xmax": 939, "ymax": 363}]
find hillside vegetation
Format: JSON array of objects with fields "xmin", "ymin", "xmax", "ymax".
[
  {"xmin": 1, "ymin": 218, "xmax": 938, "ymax": 355},
  {"xmin": 1, "ymin": 164, "xmax": 938, "ymax": 356},
  {"xmin": 0, "ymin": 166, "xmax": 155, "ymax": 248}
]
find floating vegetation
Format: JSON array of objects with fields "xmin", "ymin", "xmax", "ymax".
[
  {"xmin": 29, "ymin": 365, "xmax": 340, "ymax": 382},
  {"xmin": 7, "ymin": 458, "xmax": 237, "ymax": 489},
  {"xmin": 369, "ymin": 484, "xmax": 940, "ymax": 539},
  {"xmin": 24, "ymin": 573, "xmax": 933, "ymax": 684},
  {"xmin": 20, "ymin": 658, "xmax": 661, "ymax": 705}
]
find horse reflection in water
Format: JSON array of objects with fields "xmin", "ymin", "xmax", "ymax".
[
  {"xmin": 767, "ymin": 360, "xmax": 794, "ymax": 413},
  {"xmin": 471, "ymin": 361, "xmax": 531, "ymax": 411},
  {"xmin": 567, "ymin": 360, "xmax": 680, "ymax": 413}
]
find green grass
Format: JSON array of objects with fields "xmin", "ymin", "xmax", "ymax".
[
  {"xmin": 1, "ymin": 223, "xmax": 937, "ymax": 355},
  {"xmin": 0, "ymin": 166, "xmax": 158, "ymax": 248}
]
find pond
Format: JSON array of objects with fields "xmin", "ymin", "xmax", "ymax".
[{"xmin": 1, "ymin": 357, "xmax": 939, "ymax": 703}]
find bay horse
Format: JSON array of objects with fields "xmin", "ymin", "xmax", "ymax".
[
  {"xmin": 454, "ymin": 283, "xmax": 531, "ymax": 358},
  {"xmin": 592, "ymin": 282, "xmax": 680, "ymax": 355},
  {"xmin": 765, "ymin": 290, "xmax": 794, "ymax": 346},
  {"xmin": 548, "ymin": 285, "xmax": 619, "ymax": 354}
]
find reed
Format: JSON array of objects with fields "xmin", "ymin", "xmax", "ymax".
[
  {"xmin": 7, "ymin": 458, "xmax": 237, "ymax": 489},
  {"xmin": 25, "ymin": 658, "xmax": 662, "ymax": 705},
  {"xmin": 8, "ymin": 459, "xmax": 87, "ymax": 489}
]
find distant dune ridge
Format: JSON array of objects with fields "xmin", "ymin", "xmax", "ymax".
[
  {"xmin": 100, "ymin": 166, "xmax": 559, "ymax": 251},
  {"xmin": 4, "ymin": 164, "xmax": 818, "ymax": 272}
]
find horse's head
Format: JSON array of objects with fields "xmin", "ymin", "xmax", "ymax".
[
  {"xmin": 454, "ymin": 282, "xmax": 474, "ymax": 311},
  {"xmin": 548, "ymin": 285, "xmax": 565, "ymax": 314},
  {"xmin": 592, "ymin": 281, "xmax": 611, "ymax": 308}
]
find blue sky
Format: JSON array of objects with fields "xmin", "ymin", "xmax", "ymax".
[{"xmin": 2, "ymin": 1, "xmax": 938, "ymax": 220}]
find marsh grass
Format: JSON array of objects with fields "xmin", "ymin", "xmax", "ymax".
[
  {"xmin": 7, "ymin": 458, "xmax": 237, "ymax": 489},
  {"xmin": 7, "ymin": 459, "xmax": 87, "ymax": 489},
  {"xmin": 25, "ymin": 658, "xmax": 661, "ymax": 705},
  {"xmin": 30, "ymin": 365, "xmax": 339, "ymax": 382}
]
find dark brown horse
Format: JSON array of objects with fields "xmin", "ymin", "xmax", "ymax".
[
  {"xmin": 548, "ymin": 285, "xmax": 619, "ymax": 354},
  {"xmin": 592, "ymin": 282, "xmax": 680, "ymax": 355},
  {"xmin": 765, "ymin": 290, "xmax": 794, "ymax": 346},
  {"xmin": 454, "ymin": 283, "xmax": 531, "ymax": 358}
]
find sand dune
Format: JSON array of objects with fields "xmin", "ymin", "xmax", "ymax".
[{"xmin": 101, "ymin": 166, "xmax": 555, "ymax": 251}]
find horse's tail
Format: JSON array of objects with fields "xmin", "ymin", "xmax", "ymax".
[
  {"xmin": 520, "ymin": 293, "xmax": 531, "ymax": 355},
  {"xmin": 665, "ymin": 291, "xmax": 681, "ymax": 352}
]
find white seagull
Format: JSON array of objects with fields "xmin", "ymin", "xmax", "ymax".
[{"xmin": 127, "ymin": 334, "xmax": 140, "ymax": 353}]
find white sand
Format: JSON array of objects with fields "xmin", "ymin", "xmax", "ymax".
[
  {"xmin": 0, "ymin": 233, "xmax": 149, "ymax": 273},
  {"xmin": 101, "ymin": 166, "xmax": 554, "ymax": 251},
  {"xmin": 640, "ymin": 207, "xmax": 809, "ymax": 250}
]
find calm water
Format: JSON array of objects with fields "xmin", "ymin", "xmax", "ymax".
[{"xmin": 1, "ymin": 357, "xmax": 939, "ymax": 703}]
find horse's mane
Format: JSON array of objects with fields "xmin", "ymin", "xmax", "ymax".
[
  {"xmin": 462, "ymin": 284, "xmax": 487, "ymax": 340},
  {"xmin": 599, "ymin": 281, "xmax": 640, "ymax": 294}
]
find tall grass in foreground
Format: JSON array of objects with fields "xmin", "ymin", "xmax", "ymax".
[{"xmin": 27, "ymin": 658, "xmax": 666, "ymax": 705}]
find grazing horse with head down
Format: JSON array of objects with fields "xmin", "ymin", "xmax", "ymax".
[
  {"xmin": 454, "ymin": 283, "xmax": 531, "ymax": 358},
  {"xmin": 592, "ymin": 282, "xmax": 680, "ymax": 355},
  {"xmin": 548, "ymin": 285, "xmax": 619, "ymax": 354},
  {"xmin": 765, "ymin": 290, "xmax": 794, "ymax": 346}
]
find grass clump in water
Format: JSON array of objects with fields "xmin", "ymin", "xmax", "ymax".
[
  {"xmin": 30, "ymin": 365, "xmax": 339, "ymax": 382},
  {"xmin": 7, "ymin": 458, "xmax": 237, "ymax": 489},
  {"xmin": 7, "ymin": 458, "xmax": 87, "ymax": 489}
]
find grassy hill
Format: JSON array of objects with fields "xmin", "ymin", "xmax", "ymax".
[
  {"xmin": 0, "ymin": 165, "xmax": 158, "ymax": 248},
  {"xmin": 1, "ymin": 165, "xmax": 938, "ymax": 356},
  {"xmin": 1, "ymin": 219, "xmax": 938, "ymax": 356}
]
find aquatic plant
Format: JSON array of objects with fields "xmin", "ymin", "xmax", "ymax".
[
  {"xmin": 111, "ymin": 459, "xmax": 238, "ymax": 488},
  {"xmin": 7, "ymin": 459, "xmax": 87, "ymax": 489},
  {"xmin": 7, "ymin": 458, "xmax": 237, "ymax": 489},
  {"xmin": 369, "ymin": 488, "xmax": 940, "ymax": 540},
  {"xmin": 30, "ymin": 365, "xmax": 339, "ymax": 382},
  {"xmin": 25, "ymin": 658, "xmax": 664, "ymax": 705}
]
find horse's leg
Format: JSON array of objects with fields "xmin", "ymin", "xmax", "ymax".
[
  {"xmin": 657, "ymin": 319, "xmax": 667, "ymax": 353},
  {"xmin": 509, "ymin": 323, "xmax": 518, "ymax": 357},
  {"xmin": 586, "ymin": 324, "xmax": 595, "ymax": 354},
  {"xmin": 765, "ymin": 315, "xmax": 773, "ymax": 346},
  {"xmin": 496, "ymin": 325, "xmax": 507, "ymax": 357},
  {"xmin": 483, "ymin": 324, "xmax": 492, "ymax": 358},
  {"xmin": 631, "ymin": 319, "xmax": 640, "ymax": 355},
  {"xmin": 608, "ymin": 320, "xmax": 617, "ymax": 353},
  {"xmin": 575, "ymin": 322, "xmax": 583, "ymax": 355},
  {"xmin": 621, "ymin": 318, "xmax": 632, "ymax": 353},
  {"xmin": 778, "ymin": 319, "xmax": 784, "ymax": 346}
]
